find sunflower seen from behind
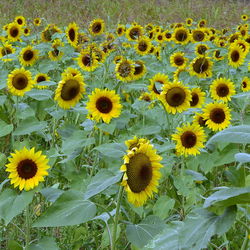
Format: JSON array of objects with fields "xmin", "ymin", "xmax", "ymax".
[
  {"xmin": 19, "ymin": 45, "xmax": 39, "ymax": 66},
  {"xmin": 172, "ymin": 123, "xmax": 206, "ymax": 156},
  {"xmin": 86, "ymin": 88, "xmax": 122, "ymax": 124},
  {"xmin": 7, "ymin": 68, "xmax": 33, "ymax": 96},
  {"xmin": 6, "ymin": 147, "xmax": 50, "ymax": 191},
  {"xmin": 120, "ymin": 140, "xmax": 163, "ymax": 207}
]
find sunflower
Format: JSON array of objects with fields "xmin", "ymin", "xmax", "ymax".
[
  {"xmin": 163, "ymin": 30, "xmax": 172, "ymax": 41},
  {"xmin": 48, "ymin": 39, "xmax": 64, "ymax": 61},
  {"xmin": 54, "ymin": 74, "xmax": 85, "ymax": 109},
  {"xmin": 120, "ymin": 141, "xmax": 163, "ymax": 207},
  {"xmin": 172, "ymin": 123, "xmax": 206, "ymax": 156},
  {"xmin": 202, "ymin": 102, "xmax": 231, "ymax": 131},
  {"xmin": 126, "ymin": 25, "xmax": 143, "ymax": 41},
  {"xmin": 0, "ymin": 43, "xmax": 15, "ymax": 61},
  {"xmin": 172, "ymin": 27, "xmax": 190, "ymax": 45},
  {"xmin": 6, "ymin": 147, "xmax": 50, "ymax": 191},
  {"xmin": 195, "ymin": 44, "xmax": 209, "ymax": 56},
  {"xmin": 210, "ymin": 78, "xmax": 235, "ymax": 102},
  {"xmin": 115, "ymin": 59, "xmax": 135, "ymax": 82},
  {"xmin": 232, "ymin": 39, "xmax": 250, "ymax": 54},
  {"xmin": 86, "ymin": 88, "xmax": 122, "ymax": 124},
  {"xmin": 173, "ymin": 67, "xmax": 187, "ymax": 81},
  {"xmin": 33, "ymin": 18, "xmax": 41, "ymax": 26},
  {"xmin": 191, "ymin": 29, "xmax": 207, "ymax": 42},
  {"xmin": 193, "ymin": 113, "xmax": 207, "ymax": 127},
  {"xmin": 116, "ymin": 24, "xmax": 126, "ymax": 36},
  {"xmin": 145, "ymin": 23, "xmax": 154, "ymax": 32},
  {"xmin": 160, "ymin": 81, "xmax": 191, "ymax": 114},
  {"xmin": 77, "ymin": 49, "xmax": 99, "ymax": 72},
  {"xmin": 23, "ymin": 27, "xmax": 30, "ymax": 36},
  {"xmin": 241, "ymin": 77, "xmax": 250, "ymax": 92},
  {"xmin": 241, "ymin": 14, "xmax": 248, "ymax": 21},
  {"xmin": 15, "ymin": 16, "xmax": 26, "ymax": 26},
  {"xmin": 88, "ymin": 44, "xmax": 106, "ymax": 64},
  {"xmin": 34, "ymin": 73, "xmax": 50, "ymax": 89},
  {"xmin": 19, "ymin": 45, "xmax": 39, "ymax": 67},
  {"xmin": 66, "ymin": 22, "xmax": 79, "ymax": 47},
  {"xmin": 139, "ymin": 92, "xmax": 153, "ymax": 103},
  {"xmin": 186, "ymin": 18, "xmax": 193, "ymax": 26},
  {"xmin": 213, "ymin": 50, "xmax": 224, "ymax": 60},
  {"xmin": 133, "ymin": 60, "xmax": 147, "ymax": 80},
  {"xmin": 189, "ymin": 56, "xmax": 213, "ymax": 78},
  {"xmin": 125, "ymin": 136, "xmax": 150, "ymax": 150},
  {"xmin": 89, "ymin": 19, "xmax": 105, "ymax": 36},
  {"xmin": 7, "ymin": 68, "xmax": 33, "ymax": 96},
  {"xmin": 62, "ymin": 67, "xmax": 82, "ymax": 78},
  {"xmin": 148, "ymin": 73, "xmax": 169, "ymax": 98},
  {"xmin": 190, "ymin": 88, "xmax": 206, "ymax": 108},
  {"xmin": 7, "ymin": 22, "xmax": 22, "ymax": 42},
  {"xmin": 155, "ymin": 32, "xmax": 164, "ymax": 43},
  {"xmin": 228, "ymin": 44, "xmax": 247, "ymax": 68},
  {"xmin": 135, "ymin": 36, "xmax": 152, "ymax": 55},
  {"xmin": 198, "ymin": 19, "xmax": 207, "ymax": 28},
  {"xmin": 41, "ymin": 24, "xmax": 61, "ymax": 42},
  {"xmin": 170, "ymin": 52, "xmax": 187, "ymax": 68}
]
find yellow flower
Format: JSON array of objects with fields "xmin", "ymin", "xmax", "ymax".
[
  {"xmin": 77, "ymin": 49, "xmax": 99, "ymax": 72},
  {"xmin": 228, "ymin": 44, "xmax": 247, "ymax": 68},
  {"xmin": 135, "ymin": 36, "xmax": 152, "ymax": 55},
  {"xmin": 148, "ymin": 73, "xmax": 169, "ymax": 98},
  {"xmin": 6, "ymin": 147, "xmax": 50, "ymax": 191},
  {"xmin": 115, "ymin": 59, "xmax": 135, "ymax": 82},
  {"xmin": 41, "ymin": 24, "xmax": 61, "ymax": 42},
  {"xmin": 195, "ymin": 44, "xmax": 209, "ymax": 56},
  {"xmin": 48, "ymin": 39, "xmax": 64, "ymax": 61},
  {"xmin": 33, "ymin": 18, "xmax": 42, "ymax": 26},
  {"xmin": 133, "ymin": 60, "xmax": 147, "ymax": 81},
  {"xmin": 66, "ymin": 22, "xmax": 79, "ymax": 48},
  {"xmin": 34, "ymin": 73, "xmax": 50, "ymax": 89},
  {"xmin": 116, "ymin": 24, "xmax": 126, "ymax": 36},
  {"xmin": 189, "ymin": 56, "xmax": 213, "ymax": 78},
  {"xmin": 170, "ymin": 52, "xmax": 188, "ymax": 68},
  {"xmin": 7, "ymin": 22, "xmax": 22, "ymax": 42},
  {"xmin": 0, "ymin": 43, "xmax": 15, "ymax": 61},
  {"xmin": 241, "ymin": 77, "xmax": 250, "ymax": 92},
  {"xmin": 126, "ymin": 25, "xmax": 144, "ymax": 41},
  {"xmin": 172, "ymin": 27, "xmax": 190, "ymax": 45},
  {"xmin": 19, "ymin": 45, "xmax": 39, "ymax": 67},
  {"xmin": 15, "ymin": 16, "xmax": 26, "ymax": 26},
  {"xmin": 190, "ymin": 88, "xmax": 206, "ymax": 108},
  {"xmin": 191, "ymin": 29, "xmax": 207, "ymax": 42},
  {"xmin": 89, "ymin": 19, "xmax": 105, "ymax": 36}
]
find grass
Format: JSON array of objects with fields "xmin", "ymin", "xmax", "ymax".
[{"xmin": 0, "ymin": 0, "xmax": 250, "ymax": 28}]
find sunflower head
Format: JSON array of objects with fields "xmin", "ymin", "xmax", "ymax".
[
  {"xmin": 186, "ymin": 18, "xmax": 193, "ymax": 26},
  {"xmin": 7, "ymin": 22, "xmax": 22, "ymax": 41},
  {"xmin": 170, "ymin": 52, "xmax": 187, "ymax": 68},
  {"xmin": 241, "ymin": 14, "xmax": 248, "ymax": 21},
  {"xmin": 193, "ymin": 113, "xmax": 207, "ymax": 127},
  {"xmin": 48, "ymin": 39, "xmax": 64, "ymax": 61},
  {"xmin": 190, "ymin": 88, "xmax": 206, "ymax": 108},
  {"xmin": 198, "ymin": 19, "xmax": 207, "ymax": 28},
  {"xmin": 116, "ymin": 24, "xmax": 126, "ymax": 36},
  {"xmin": 133, "ymin": 60, "xmax": 147, "ymax": 80},
  {"xmin": 126, "ymin": 25, "xmax": 143, "ymax": 41},
  {"xmin": 241, "ymin": 77, "xmax": 250, "ymax": 92},
  {"xmin": 33, "ymin": 18, "xmax": 42, "ymax": 26},
  {"xmin": 89, "ymin": 19, "xmax": 105, "ymax": 36},
  {"xmin": 34, "ymin": 73, "xmax": 50, "ymax": 89},
  {"xmin": 228, "ymin": 44, "xmax": 247, "ymax": 68},
  {"xmin": 135, "ymin": 36, "xmax": 152, "ymax": 55},
  {"xmin": 41, "ymin": 24, "xmax": 61, "ymax": 42},
  {"xmin": 0, "ymin": 43, "xmax": 15, "ymax": 61},
  {"xmin": 66, "ymin": 22, "xmax": 79, "ymax": 47},
  {"xmin": 115, "ymin": 59, "xmax": 135, "ymax": 82},
  {"xmin": 192, "ymin": 29, "xmax": 207, "ymax": 42},
  {"xmin": 15, "ymin": 16, "xmax": 26, "ymax": 26},
  {"xmin": 190, "ymin": 56, "xmax": 213, "ymax": 78},
  {"xmin": 77, "ymin": 49, "xmax": 99, "ymax": 72},
  {"xmin": 195, "ymin": 44, "xmax": 209, "ymax": 56},
  {"xmin": 173, "ymin": 27, "xmax": 190, "ymax": 44},
  {"xmin": 19, "ymin": 45, "xmax": 39, "ymax": 66},
  {"xmin": 148, "ymin": 73, "xmax": 169, "ymax": 98}
]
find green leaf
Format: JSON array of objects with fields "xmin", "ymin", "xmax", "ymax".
[
  {"xmin": 40, "ymin": 187, "xmax": 64, "ymax": 203},
  {"xmin": 7, "ymin": 239, "xmax": 23, "ymax": 250},
  {"xmin": 204, "ymin": 186, "xmax": 250, "ymax": 208},
  {"xmin": 0, "ymin": 189, "xmax": 35, "ymax": 225},
  {"xmin": 0, "ymin": 120, "xmax": 13, "ymax": 137},
  {"xmin": 28, "ymin": 237, "xmax": 59, "ymax": 250},
  {"xmin": 26, "ymin": 89, "xmax": 53, "ymax": 101},
  {"xmin": 136, "ymin": 125, "xmax": 161, "ymax": 136},
  {"xmin": 13, "ymin": 117, "xmax": 47, "ymax": 136},
  {"xmin": 126, "ymin": 215, "xmax": 165, "ymax": 248},
  {"xmin": 0, "ymin": 95, "xmax": 7, "ymax": 106},
  {"xmin": 235, "ymin": 153, "xmax": 250, "ymax": 163},
  {"xmin": 33, "ymin": 190, "xmax": 96, "ymax": 227},
  {"xmin": 96, "ymin": 122, "xmax": 116, "ymax": 134},
  {"xmin": 84, "ymin": 169, "xmax": 122, "ymax": 199},
  {"xmin": 94, "ymin": 143, "xmax": 126, "ymax": 158},
  {"xmin": 153, "ymin": 196, "xmax": 175, "ymax": 219}
]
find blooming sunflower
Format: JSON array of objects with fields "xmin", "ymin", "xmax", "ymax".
[
  {"xmin": 189, "ymin": 56, "xmax": 213, "ymax": 78},
  {"xmin": 86, "ymin": 88, "xmax": 122, "ymax": 124},
  {"xmin": 213, "ymin": 50, "xmax": 224, "ymax": 61},
  {"xmin": 133, "ymin": 60, "xmax": 147, "ymax": 81},
  {"xmin": 15, "ymin": 16, "xmax": 26, "ymax": 26},
  {"xmin": 172, "ymin": 27, "xmax": 190, "ymax": 45},
  {"xmin": 33, "ymin": 18, "xmax": 41, "ymax": 26},
  {"xmin": 148, "ymin": 73, "xmax": 169, "ymax": 98},
  {"xmin": 160, "ymin": 81, "xmax": 191, "ymax": 114},
  {"xmin": 155, "ymin": 32, "xmax": 164, "ymax": 43},
  {"xmin": 190, "ymin": 87, "xmax": 206, "ymax": 108},
  {"xmin": 0, "ymin": 43, "xmax": 15, "ymax": 61},
  {"xmin": 170, "ymin": 52, "xmax": 187, "ymax": 68},
  {"xmin": 34, "ymin": 73, "xmax": 50, "ymax": 89},
  {"xmin": 7, "ymin": 68, "xmax": 33, "ymax": 96},
  {"xmin": 120, "ymin": 142, "xmax": 163, "ymax": 207},
  {"xmin": 186, "ymin": 18, "xmax": 193, "ymax": 26},
  {"xmin": 195, "ymin": 44, "xmax": 209, "ymax": 56},
  {"xmin": 6, "ymin": 147, "xmax": 50, "ymax": 191},
  {"xmin": 54, "ymin": 74, "xmax": 85, "ymax": 109},
  {"xmin": 210, "ymin": 78, "xmax": 235, "ymax": 102},
  {"xmin": 23, "ymin": 27, "xmax": 30, "ymax": 36},
  {"xmin": 126, "ymin": 25, "xmax": 143, "ymax": 41},
  {"xmin": 241, "ymin": 77, "xmax": 250, "ymax": 92},
  {"xmin": 89, "ymin": 19, "xmax": 105, "ymax": 36},
  {"xmin": 241, "ymin": 14, "xmax": 248, "ymax": 21},
  {"xmin": 191, "ymin": 29, "xmax": 207, "ymax": 42},
  {"xmin": 125, "ymin": 136, "xmax": 150, "ymax": 150},
  {"xmin": 19, "ymin": 45, "xmax": 39, "ymax": 66},
  {"xmin": 7, "ymin": 22, "xmax": 22, "ymax": 42},
  {"xmin": 228, "ymin": 44, "xmax": 247, "ymax": 68},
  {"xmin": 193, "ymin": 113, "xmax": 207, "ymax": 127},
  {"xmin": 77, "ymin": 49, "xmax": 99, "ymax": 72},
  {"xmin": 66, "ymin": 22, "xmax": 79, "ymax": 48},
  {"xmin": 61, "ymin": 67, "xmax": 81, "ymax": 78},
  {"xmin": 48, "ymin": 39, "xmax": 64, "ymax": 61},
  {"xmin": 115, "ymin": 59, "xmax": 135, "ymax": 82},
  {"xmin": 41, "ymin": 24, "xmax": 61, "ymax": 42},
  {"xmin": 172, "ymin": 123, "xmax": 206, "ymax": 156},
  {"xmin": 163, "ymin": 30, "xmax": 172, "ymax": 42},
  {"xmin": 202, "ymin": 102, "xmax": 231, "ymax": 131},
  {"xmin": 198, "ymin": 19, "xmax": 207, "ymax": 28},
  {"xmin": 116, "ymin": 24, "xmax": 126, "ymax": 36},
  {"xmin": 135, "ymin": 36, "xmax": 152, "ymax": 56}
]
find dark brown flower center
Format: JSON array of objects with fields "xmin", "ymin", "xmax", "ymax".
[
  {"xmin": 165, "ymin": 33, "xmax": 172, "ymax": 39},
  {"xmin": 17, "ymin": 159, "xmax": 37, "ymax": 179},
  {"xmin": 134, "ymin": 62, "xmax": 143, "ymax": 75},
  {"xmin": 230, "ymin": 50, "xmax": 240, "ymax": 62},
  {"xmin": 61, "ymin": 79, "xmax": 80, "ymax": 101},
  {"xmin": 69, "ymin": 28, "xmax": 76, "ymax": 41},
  {"xmin": 197, "ymin": 45, "xmax": 207, "ymax": 55},
  {"xmin": 129, "ymin": 28, "xmax": 140, "ymax": 40},
  {"xmin": 198, "ymin": 116, "xmax": 207, "ymax": 127},
  {"xmin": 242, "ymin": 81, "xmax": 247, "ymax": 88},
  {"xmin": 2, "ymin": 47, "xmax": 12, "ymax": 56},
  {"xmin": 215, "ymin": 50, "xmax": 222, "ymax": 58},
  {"xmin": 10, "ymin": 27, "xmax": 19, "ymax": 37},
  {"xmin": 92, "ymin": 23, "xmax": 102, "ymax": 33},
  {"xmin": 175, "ymin": 30, "xmax": 188, "ymax": 42},
  {"xmin": 118, "ymin": 61, "xmax": 132, "ymax": 77},
  {"xmin": 117, "ymin": 27, "xmax": 123, "ymax": 34},
  {"xmin": 23, "ymin": 50, "xmax": 34, "ymax": 61},
  {"xmin": 138, "ymin": 41, "xmax": 148, "ymax": 51},
  {"xmin": 12, "ymin": 73, "xmax": 28, "ymax": 90},
  {"xmin": 174, "ymin": 56, "xmax": 184, "ymax": 66},
  {"xmin": 216, "ymin": 83, "xmax": 229, "ymax": 97},
  {"xmin": 82, "ymin": 54, "xmax": 91, "ymax": 66},
  {"xmin": 96, "ymin": 97, "xmax": 113, "ymax": 113},
  {"xmin": 165, "ymin": 87, "xmax": 186, "ymax": 107},
  {"xmin": 181, "ymin": 131, "xmax": 197, "ymax": 148},
  {"xmin": 157, "ymin": 34, "xmax": 163, "ymax": 40},
  {"xmin": 210, "ymin": 108, "xmax": 225, "ymax": 124},
  {"xmin": 190, "ymin": 92, "xmax": 199, "ymax": 106},
  {"xmin": 37, "ymin": 76, "xmax": 46, "ymax": 82},
  {"xmin": 17, "ymin": 19, "xmax": 23, "ymax": 25},
  {"xmin": 192, "ymin": 58, "xmax": 209, "ymax": 73},
  {"xmin": 193, "ymin": 31, "xmax": 205, "ymax": 41},
  {"xmin": 126, "ymin": 153, "xmax": 152, "ymax": 193}
]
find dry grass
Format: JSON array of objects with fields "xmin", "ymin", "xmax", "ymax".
[{"xmin": 0, "ymin": 0, "xmax": 250, "ymax": 29}]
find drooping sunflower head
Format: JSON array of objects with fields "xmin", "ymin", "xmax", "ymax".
[
  {"xmin": 133, "ymin": 60, "xmax": 147, "ymax": 80},
  {"xmin": 55, "ymin": 73, "xmax": 85, "ymax": 109},
  {"xmin": 228, "ymin": 44, "xmax": 247, "ymax": 68},
  {"xmin": 15, "ymin": 16, "xmax": 26, "ymax": 26},
  {"xmin": 173, "ymin": 27, "xmax": 190, "ymax": 44},
  {"xmin": 189, "ymin": 56, "xmax": 213, "ymax": 78},
  {"xmin": 77, "ymin": 49, "xmax": 99, "ymax": 72},
  {"xmin": 34, "ymin": 73, "xmax": 50, "ymax": 89},
  {"xmin": 7, "ymin": 68, "xmax": 33, "ymax": 96},
  {"xmin": 126, "ymin": 25, "xmax": 144, "ymax": 41},
  {"xmin": 160, "ymin": 81, "xmax": 191, "ymax": 114},
  {"xmin": 189, "ymin": 87, "xmax": 206, "ymax": 108},
  {"xmin": 6, "ymin": 147, "xmax": 50, "ymax": 191},
  {"xmin": 7, "ymin": 22, "xmax": 22, "ymax": 41},
  {"xmin": 195, "ymin": 44, "xmax": 209, "ymax": 56},
  {"xmin": 170, "ymin": 52, "xmax": 187, "ymax": 68},
  {"xmin": 191, "ymin": 29, "xmax": 207, "ymax": 42},
  {"xmin": 172, "ymin": 123, "xmax": 206, "ymax": 156},
  {"xmin": 48, "ymin": 39, "xmax": 64, "ymax": 61},
  {"xmin": 33, "ymin": 18, "xmax": 42, "ymax": 26},
  {"xmin": 116, "ymin": 24, "xmax": 126, "ymax": 36},
  {"xmin": 66, "ymin": 22, "xmax": 79, "ymax": 47},
  {"xmin": 241, "ymin": 77, "xmax": 250, "ymax": 92},
  {"xmin": 148, "ymin": 73, "xmax": 169, "ymax": 98},
  {"xmin": 115, "ymin": 59, "xmax": 135, "ymax": 82},
  {"xmin": 41, "ymin": 24, "xmax": 61, "ymax": 42},
  {"xmin": 120, "ymin": 142, "xmax": 163, "ymax": 207},
  {"xmin": 135, "ymin": 36, "xmax": 152, "ymax": 55},
  {"xmin": 210, "ymin": 78, "xmax": 235, "ymax": 102},
  {"xmin": 86, "ymin": 88, "xmax": 122, "ymax": 124},
  {"xmin": 202, "ymin": 102, "xmax": 231, "ymax": 131},
  {"xmin": 19, "ymin": 45, "xmax": 39, "ymax": 66},
  {"xmin": 89, "ymin": 19, "xmax": 105, "ymax": 36}
]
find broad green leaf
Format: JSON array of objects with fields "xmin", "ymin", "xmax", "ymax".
[
  {"xmin": 36, "ymin": 81, "xmax": 57, "ymax": 87},
  {"xmin": 13, "ymin": 117, "xmax": 47, "ymax": 136},
  {"xmin": 84, "ymin": 169, "xmax": 122, "ymax": 199},
  {"xmin": 126, "ymin": 215, "xmax": 165, "ymax": 248},
  {"xmin": 96, "ymin": 122, "xmax": 116, "ymax": 134},
  {"xmin": 7, "ymin": 239, "xmax": 23, "ymax": 250},
  {"xmin": 136, "ymin": 125, "xmax": 161, "ymax": 136},
  {"xmin": 40, "ymin": 187, "xmax": 64, "ymax": 203},
  {"xmin": 28, "ymin": 237, "xmax": 59, "ymax": 250},
  {"xmin": 185, "ymin": 170, "xmax": 207, "ymax": 181},
  {"xmin": 204, "ymin": 186, "xmax": 250, "ymax": 208},
  {"xmin": 0, "ymin": 95, "xmax": 7, "ymax": 105},
  {"xmin": 235, "ymin": 153, "xmax": 250, "ymax": 163},
  {"xmin": 94, "ymin": 143, "xmax": 126, "ymax": 158},
  {"xmin": 33, "ymin": 190, "xmax": 96, "ymax": 227},
  {"xmin": 153, "ymin": 196, "xmax": 175, "ymax": 219},
  {"xmin": 26, "ymin": 89, "xmax": 53, "ymax": 101},
  {"xmin": 0, "ymin": 120, "xmax": 13, "ymax": 137},
  {"xmin": 0, "ymin": 189, "xmax": 35, "ymax": 225}
]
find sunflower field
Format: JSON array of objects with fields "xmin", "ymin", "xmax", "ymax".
[{"xmin": 0, "ymin": 12, "xmax": 250, "ymax": 250}]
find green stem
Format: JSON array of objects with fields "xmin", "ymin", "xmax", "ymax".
[
  {"xmin": 111, "ymin": 185, "xmax": 123, "ymax": 250},
  {"xmin": 241, "ymin": 231, "xmax": 249, "ymax": 250},
  {"xmin": 25, "ymin": 205, "xmax": 31, "ymax": 249}
]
